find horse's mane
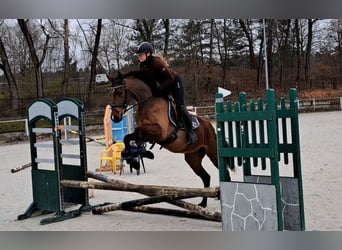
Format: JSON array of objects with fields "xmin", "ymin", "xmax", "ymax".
[{"xmin": 123, "ymin": 70, "xmax": 159, "ymax": 96}]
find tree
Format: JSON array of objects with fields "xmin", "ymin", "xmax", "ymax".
[
  {"xmin": 162, "ymin": 19, "xmax": 170, "ymax": 56},
  {"xmin": 134, "ymin": 19, "xmax": 156, "ymax": 42},
  {"xmin": 48, "ymin": 19, "xmax": 71, "ymax": 97},
  {"xmin": 294, "ymin": 19, "xmax": 302, "ymax": 89},
  {"xmin": 89, "ymin": 19, "xmax": 102, "ymax": 99},
  {"xmin": 0, "ymin": 21, "xmax": 19, "ymax": 112},
  {"xmin": 18, "ymin": 19, "xmax": 50, "ymax": 98},
  {"xmin": 273, "ymin": 19, "xmax": 292, "ymax": 90},
  {"xmin": 238, "ymin": 19, "xmax": 264, "ymax": 88},
  {"xmin": 328, "ymin": 19, "xmax": 342, "ymax": 88},
  {"xmin": 100, "ymin": 19, "xmax": 130, "ymax": 72},
  {"xmin": 239, "ymin": 19, "xmax": 258, "ymax": 70},
  {"xmin": 61, "ymin": 19, "xmax": 71, "ymax": 96},
  {"xmin": 266, "ymin": 19, "xmax": 274, "ymax": 88},
  {"xmin": 305, "ymin": 19, "xmax": 319, "ymax": 88},
  {"xmin": 77, "ymin": 19, "xmax": 103, "ymax": 103},
  {"xmin": 214, "ymin": 19, "xmax": 229, "ymax": 86}
]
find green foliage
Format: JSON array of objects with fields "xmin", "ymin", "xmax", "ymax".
[{"xmin": 0, "ymin": 120, "xmax": 26, "ymax": 133}]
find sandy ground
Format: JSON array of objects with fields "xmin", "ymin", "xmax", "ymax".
[{"xmin": 0, "ymin": 111, "xmax": 341, "ymax": 231}]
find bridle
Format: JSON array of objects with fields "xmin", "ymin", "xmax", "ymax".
[
  {"xmin": 110, "ymin": 83, "xmax": 137, "ymax": 122},
  {"xmin": 110, "ymin": 78, "xmax": 153, "ymax": 121},
  {"xmin": 110, "ymin": 84, "xmax": 129, "ymax": 111}
]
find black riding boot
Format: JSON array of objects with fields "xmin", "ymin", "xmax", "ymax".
[{"xmin": 178, "ymin": 105, "xmax": 197, "ymax": 145}]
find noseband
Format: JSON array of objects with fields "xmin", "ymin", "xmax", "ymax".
[
  {"xmin": 110, "ymin": 84, "xmax": 131, "ymax": 123},
  {"xmin": 110, "ymin": 84, "xmax": 128, "ymax": 111}
]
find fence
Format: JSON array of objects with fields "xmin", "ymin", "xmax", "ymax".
[
  {"xmin": 193, "ymin": 96, "xmax": 342, "ymax": 118},
  {"xmin": 1, "ymin": 96, "xmax": 341, "ymax": 135},
  {"xmin": 216, "ymin": 88, "xmax": 305, "ymax": 231}
]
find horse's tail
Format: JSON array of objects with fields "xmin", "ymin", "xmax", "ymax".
[
  {"xmin": 205, "ymin": 118, "xmax": 235, "ymax": 173},
  {"xmin": 222, "ymin": 140, "xmax": 235, "ymax": 171}
]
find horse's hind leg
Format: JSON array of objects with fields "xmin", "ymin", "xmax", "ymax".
[
  {"xmin": 184, "ymin": 148, "xmax": 210, "ymax": 207},
  {"xmin": 206, "ymin": 138, "xmax": 231, "ymax": 182}
]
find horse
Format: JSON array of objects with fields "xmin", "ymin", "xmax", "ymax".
[{"xmin": 109, "ymin": 71, "xmax": 230, "ymax": 207}]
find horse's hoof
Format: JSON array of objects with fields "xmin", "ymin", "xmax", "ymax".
[
  {"xmin": 198, "ymin": 201, "xmax": 207, "ymax": 208},
  {"xmin": 140, "ymin": 150, "xmax": 154, "ymax": 159}
]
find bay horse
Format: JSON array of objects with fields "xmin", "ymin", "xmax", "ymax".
[{"xmin": 109, "ymin": 71, "xmax": 230, "ymax": 207}]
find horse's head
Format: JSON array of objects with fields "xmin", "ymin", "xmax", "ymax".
[
  {"xmin": 109, "ymin": 71, "xmax": 129, "ymax": 123},
  {"xmin": 108, "ymin": 71, "xmax": 154, "ymax": 123}
]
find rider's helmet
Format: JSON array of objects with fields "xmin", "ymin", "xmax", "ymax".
[{"xmin": 135, "ymin": 41, "xmax": 154, "ymax": 54}]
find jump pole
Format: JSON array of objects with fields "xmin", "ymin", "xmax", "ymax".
[
  {"xmin": 11, "ymin": 163, "xmax": 32, "ymax": 173},
  {"xmin": 59, "ymin": 170, "xmax": 221, "ymax": 221}
]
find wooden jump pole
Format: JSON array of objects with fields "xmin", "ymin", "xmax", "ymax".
[
  {"xmin": 83, "ymin": 171, "xmax": 219, "ymax": 198},
  {"xmin": 11, "ymin": 163, "xmax": 32, "ymax": 173},
  {"xmin": 126, "ymin": 206, "xmax": 221, "ymax": 222},
  {"xmin": 92, "ymin": 194, "xmax": 195, "ymax": 214},
  {"xmin": 90, "ymin": 192, "xmax": 221, "ymax": 221},
  {"xmin": 86, "ymin": 171, "xmax": 221, "ymax": 220},
  {"xmin": 60, "ymin": 179, "xmax": 218, "ymax": 198},
  {"xmin": 60, "ymin": 171, "xmax": 222, "ymax": 221}
]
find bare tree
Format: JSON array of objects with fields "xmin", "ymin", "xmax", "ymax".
[
  {"xmin": 102, "ymin": 19, "xmax": 129, "ymax": 72},
  {"xmin": 266, "ymin": 19, "xmax": 274, "ymax": 88},
  {"xmin": 48, "ymin": 19, "xmax": 71, "ymax": 97},
  {"xmin": 274, "ymin": 19, "xmax": 292, "ymax": 90},
  {"xmin": 162, "ymin": 19, "xmax": 170, "ymax": 56},
  {"xmin": 18, "ymin": 19, "xmax": 51, "ymax": 98},
  {"xmin": 61, "ymin": 19, "xmax": 70, "ymax": 96},
  {"xmin": 239, "ymin": 19, "xmax": 258, "ymax": 70},
  {"xmin": 0, "ymin": 23, "xmax": 19, "ymax": 111},
  {"xmin": 305, "ymin": 19, "xmax": 319, "ymax": 88},
  {"xmin": 134, "ymin": 19, "xmax": 156, "ymax": 42},
  {"xmin": 328, "ymin": 19, "xmax": 342, "ymax": 88},
  {"xmin": 294, "ymin": 19, "xmax": 302, "ymax": 89},
  {"xmin": 89, "ymin": 19, "xmax": 102, "ymax": 96},
  {"xmin": 76, "ymin": 19, "xmax": 103, "ymax": 103}
]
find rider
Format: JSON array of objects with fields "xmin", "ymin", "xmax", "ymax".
[{"xmin": 134, "ymin": 41, "xmax": 197, "ymax": 145}]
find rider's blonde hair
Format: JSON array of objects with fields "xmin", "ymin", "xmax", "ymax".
[{"xmin": 153, "ymin": 54, "xmax": 169, "ymax": 67}]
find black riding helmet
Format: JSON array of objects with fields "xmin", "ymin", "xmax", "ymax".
[{"xmin": 135, "ymin": 41, "xmax": 154, "ymax": 54}]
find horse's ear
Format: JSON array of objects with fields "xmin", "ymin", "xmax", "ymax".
[
  {"xmin": 106, "ymin": 73, "xmax": 114, "ymax": 83},
  {"xmin": 117, "ymin": 71, "xmax": 123, "ymax": 80}
]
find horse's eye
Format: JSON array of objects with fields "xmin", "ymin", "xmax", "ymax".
[{"xmin": 114, "ymin": 89, "xmax": 123, "ymax": 96}]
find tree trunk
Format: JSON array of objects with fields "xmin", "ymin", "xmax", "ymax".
[
  {"xmin": 222, "ymin": 19, "xmax": 228, "ymax": 88},
  {"xmin": 295, "ymin": 19, "xmax": 301, "ymax": 90},
  {"xmin": 162, "ymin": 19, "xmax": 170, "ymax": 56},
  {"xmin": 18, "ymin": 19, "xmax": 48, "ymax": 98},
  {"xmin": 135, "ymin": 19, "xmax": 155, "ymax": 42},
  {"xmin": 278, "ymin": 19, "xmax": 291, "ymax": 92},
  {"xmin": 239, "ymin": 19, "xmax": 258, "ymax": 70},
  {"xmin": 61, "ymin": 19, "xmax": 70, "ymax": 97},
  {"xmin": 88, "ymin": 19, "xmax": 102, "ymax": 104},
  {"xmin": 305, "ymin": 19, "xmax": 317, "ymax": 89},
  {"xmin": 0, "ymin": 37, "xmax": 19, "ymax": 111},
  {"xmin": 267, "ymin": 19, "xmax": 273, "ymax": 88}
]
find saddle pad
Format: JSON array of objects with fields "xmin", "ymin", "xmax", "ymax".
[{"xmin": 168, "ymin": 101, "xmax": 200, "ymax": 130}]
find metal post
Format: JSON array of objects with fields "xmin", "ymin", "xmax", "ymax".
[
  {"xmin": 63, "ymin": 116, "xmax": 71, "ymax": 140},
  {"xmin": 263, "ymin": 19, "xmax": 269, "ymax": 89},
  {"xmin": 25, "ymin": 118, "xmax": 29, "ymax": 136}
]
